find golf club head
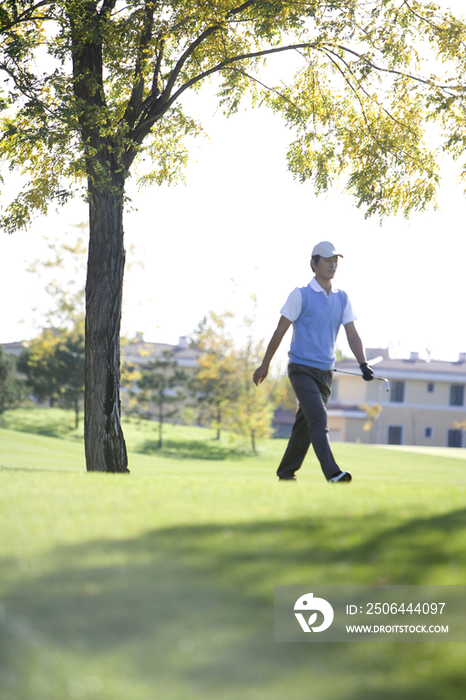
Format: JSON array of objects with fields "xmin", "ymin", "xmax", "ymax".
[{"xmin": 375, "ymin": 376, "xmax": 390, "ymax": 392}]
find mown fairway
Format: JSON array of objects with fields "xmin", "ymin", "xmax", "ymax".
[{"xmin": 1, "ymin": 409, "xmax": 466, "ymax": 700}]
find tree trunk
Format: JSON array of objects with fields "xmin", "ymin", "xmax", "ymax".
[
  {"xmin": 75, "ymin": 398, "xmax": 79, "ymax": 430},
  {"xmin": 68, "ymin": 1, "xmax": 129, "ymax": 472},
  {"xmin": 158, "ymin": 401, "xmax": 163, "ymax": 449},
  {"xmin": 84, "ymin": 182, "xmax": 129, "ymax": 472},
  {"xmin": 216, "ymin": 405, "xmax": 221, "ymax": 440}
]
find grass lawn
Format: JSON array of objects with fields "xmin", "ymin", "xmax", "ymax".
[{"xmin": 1, "ymin": 408, "xmax": 466, "ymax": 700}]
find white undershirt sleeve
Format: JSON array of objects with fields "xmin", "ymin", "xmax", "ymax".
[
  {"xmin": 342, "ymin": 296, "xmax": 357, "ymax": 326},
  {"xmin": 280, "ymin": 288, "xmax": 302, "ymax": 322}
]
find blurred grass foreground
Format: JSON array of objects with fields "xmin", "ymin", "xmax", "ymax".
[{"xmin": 1, "ymin": 408, "xmax": 466, "ymax": 700}]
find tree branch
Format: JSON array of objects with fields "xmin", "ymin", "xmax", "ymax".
[
  {"xmin": 132, "ymin": 42, "xmax": 318, "ymax": 144},
  {"xmin": 159, "ymin": 24, "xmax": 223, "ymax": 106},
  {"xmin": 322, "ymin": 46, "xmax": 421, "ymax": 140},
  {"xmin": 321, "ymin": 47, "xmax": 421, "ymax": 169},
  {"xmin": 223, "ymin": 65, "xmax": 303, "ymax": 115},
  {"xmin": 99, "ymin": 0, "xmax": 118, "ymax": 19},
  {"xmin": 0, "ymin": 0, "xmax": 57, "ymax": 31},
  {"xmin": 402, "ymin": 0, "xmax": 466, "ymax": 53},
  {"xmin": 335, "ymin": 43, "xmax": 458, "ymax": 97},
  {"xmin": 122, "ymin": 0, "xmax": 156, "ymax": 128},
  {"xmin": 142, "ymin": 0, "xmax": 260, "ymax": 126}
]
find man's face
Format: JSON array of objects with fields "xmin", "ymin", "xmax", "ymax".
[{"xmin": 314, "ymin": 255, "xmax": 339, "ymax": 279}]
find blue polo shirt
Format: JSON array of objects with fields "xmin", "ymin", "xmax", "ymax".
[{"xmin": 280, "ymin": 278, "xmax": 356, "ymax": 371}]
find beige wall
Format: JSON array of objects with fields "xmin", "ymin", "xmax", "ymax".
[
  {"xmin": 344, "ymin": 418, "xmax": 372, "ymax": 444},
  {"xmin": 328, "ymin": 416, "xmax": 346, "ymax": 442},
  {"xmin": 332, "ymin": 376, "xmax": 366, "ymax": 403},
  {"xmin": 329, "ymin": 374, "xmax": 466, "ymax": 448},
  {"xmin": 377, "ymin": 405, "xmax": 466, "ymax": 447}
]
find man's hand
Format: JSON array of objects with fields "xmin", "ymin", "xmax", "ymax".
[
  {"xmin": 359, "ymin": 362, "xmax": 374, "ymax": 381},
  {"xmin": 253, "ymin": 364, "xmax": 269, "ymax": 386},
  {"xmin": 253, "ymin": 316, "xmax": 291, "ymax": 387}
]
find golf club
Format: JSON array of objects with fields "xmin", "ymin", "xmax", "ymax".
[{"xmin": 334, "ymin": 367, "xmax": 390, "ymax": 392}]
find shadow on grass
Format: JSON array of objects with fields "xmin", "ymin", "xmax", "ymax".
[
  {"xmin": 2, "ymin": 509, "xmax": 466, "ymax": 699},
  {"xmin": 1, "ymin": 408, "xmax": 83, "ymax": 442},
  {"xmin": 135, "ymin": 438, "xmax": 252, "ymax": 461}
]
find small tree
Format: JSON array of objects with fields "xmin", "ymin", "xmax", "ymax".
[
  {"xmin": 225, "ymin": 298, "xmax": 274, "ymax": 451},
  {"xmin": 26, "ymin": 227, "xmax": 88, "ymax": 330},
  {"xmin": 0, "ymin": 346, "xmax": 24, "ymax": 417},
  {"xmin": 18, "ymin": 321, "xmax": 85, "ymax": 427},
  {"xmin": 17, "ymin": 330, "xmax": 64, "ymax": 407},
  {"xmin": 189, "ymin": 312, "xmax": 240, "ymax": 440},
  {"xmin": 265, "ymin": 373, "xmax": 298, "ymax": 414},
  {"xmin": 134, "ymin": 350, "xmax": 187, "ymax": 449},
  {"xmin": 360, "ymin": 403, "xmax": 383, "ymax": 443},
  {"xmin": 226, "ymin": 378, "xmax": 274, "ymax": 451},
  {"xmin": 54, "ymin": 321, "xmax": 85, "ymax": 429}
]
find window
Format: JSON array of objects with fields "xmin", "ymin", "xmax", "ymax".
[
  {"xmin": 450, "ymin": 385, "xmax": 465, "ymax": 407},
  {"xmin": 427, "ymin": 382, "xmax": 435, "ymax": 393},
  {"xmin": 425, "ymin": 427, "xmax": 434, "ymax": 439},
  {"xmin": 388, "ymin": 426, "xmax": 403, "ymax": 445},
  {"xmin": 448, "ymin": 429, "xmax": 463, "ymax": 448},
  {"xmin": 390, "ymin": 381, "xmax": 405, "ymax": 403}
]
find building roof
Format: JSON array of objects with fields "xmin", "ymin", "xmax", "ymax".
[
  {"xmin": 327, "ymin": 403, "xmax": 367, "ymax": 419},
  {"xmin": 121, "ymin": 335, "xmax": 203, "ymax": 368},
  {"xmin": 1, "ymin": 334, "xmax": 203, "ymax": 368},
  {"xmin": 1, "ymin": 341, "xmax": 24, "ymax": 357}
]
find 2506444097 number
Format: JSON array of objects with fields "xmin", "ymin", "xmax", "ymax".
[{"xmin": 366, "ymin": 603, "xmax": 446, "ymax": 615}]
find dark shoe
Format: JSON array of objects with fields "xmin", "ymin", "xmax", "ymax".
[
  {"xmin": 278, "ymin": 475, "xmax": 297, "ymax": 481},
  {"xmin": 329, "ymin": 471, "xmax": 352, "ymax": 483}
]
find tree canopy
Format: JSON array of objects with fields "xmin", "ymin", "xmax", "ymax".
[{"xmin": 2, "ymin": 0, "xmax": 465, "ymax": 225}]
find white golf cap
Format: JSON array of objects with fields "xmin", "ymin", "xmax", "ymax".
[{"xmin": 311, "ymin": 241, "xmax": 344, "ymax": 258}]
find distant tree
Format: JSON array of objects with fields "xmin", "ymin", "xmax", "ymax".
[
  {"xmin": 0, "ymin": 346, "xmax": 24, "ymax": 416},
  {"xmin": 26, "ymin": 226, "xmax": 88, "ymax": 329},
  {"xmin": 360, "ymin": 403, "xmax": 382, "ymax": 442},
  {"xmin": 17, "ymin": 330, "xmax": 64, "ymax": 407},
  {"xmin": 189, "ymin": 312, "xmax": 240, "ymax": 440},
  {"xmin": 265, "ymin": 374, "xmax": 297, "ymax": 414},
  {"xmin": 226, "ymin": 340, "xmax": 274, "ymax": 451},
  {"xmin": 225, "ymin": 298, "xmax": 274, "ymax": 451},
  {"xmin": 53, "ymin": 321, "xmax": 85, "ymax": 429},
  {"xmin": 17, "ymin": 229, "xmax": 86, "ymax": 423},
  {"xmin": 27, "ymin": 227, "xmax": 143, "ymax": 329},
  {"xmin": 335, "ymin": 348, "xmax": 353, "ymax": 362},
  {"xmin": 18, "ymin": 321, "xmax": 85, "ymax": 427},
  {"xmin": 134, "ymin": 350, "xmax": 187, "ymax": 449}
]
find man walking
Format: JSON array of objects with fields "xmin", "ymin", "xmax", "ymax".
[{"xmin": 253, "ymin": 241, "xmax": 374, "ymax": 483}]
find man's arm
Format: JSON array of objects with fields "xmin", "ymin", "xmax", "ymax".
[
  {"xmin": 253, "ymin": 316, "xmax": 292, "ymax": 386},
  {"xmin": 344, "ymin": 321, "xmax": 374, "ymax": 380},
  {"xmin": 344, "ymin": 322, "xmax": 367, "ymax": 364}
]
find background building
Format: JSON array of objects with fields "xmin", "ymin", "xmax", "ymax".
[
  {"xmin": 122, "ymin": 334, "xmax": 202, "ymax": 372},
  {"xmin": 328, "ymin": 349, "xmax": 466, "ymax": 448}
]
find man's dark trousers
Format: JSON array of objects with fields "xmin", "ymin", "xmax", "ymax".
[{"xmin": 277, "ymin": 363, "xmax": 340, "ymax": 481}]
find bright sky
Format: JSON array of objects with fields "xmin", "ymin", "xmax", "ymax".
[{"xmin": 1, "ymin": 1, "xmax": 465, "ymax": 365}]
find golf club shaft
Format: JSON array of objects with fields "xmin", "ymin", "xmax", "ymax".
[{"xmin": 334, "ymin": 368, "xmax": 390, "ymax": 392}]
